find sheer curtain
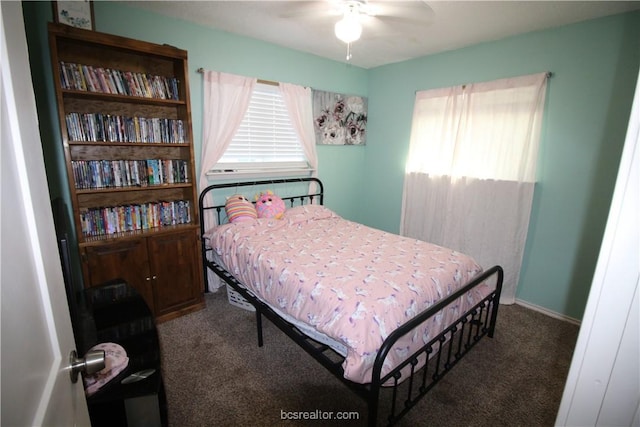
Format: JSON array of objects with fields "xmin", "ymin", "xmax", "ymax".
[
  {"xmin": 401, "ymin": 73, "xmax": 549, "ymax": 303},
  {"xmin": 200, "ymin": 70, "xmax": 256, "ymax": 290},
  {"xmin": 279, "ymin": 82, "xmax": 319, "ymax": 194}
]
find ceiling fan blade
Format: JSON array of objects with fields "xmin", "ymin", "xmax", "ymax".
[
  {"xmin": 280, "ymin": 0, "xmax": 434, "ymax": 19},
  {"xmin": 365, "ymin": 1, "xmax": 435, "ymax": 21},
  {"xmin": 369, "ymin": 13, "xmax": 433, "ymax": 28},
  {"xmin": 278, "ymin": 0, "xmax": 342, "ymax": 19}
]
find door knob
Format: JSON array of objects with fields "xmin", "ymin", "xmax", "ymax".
[{"xmin": 69, "ymin": 349, "xmax": 105, "ymax": 383}]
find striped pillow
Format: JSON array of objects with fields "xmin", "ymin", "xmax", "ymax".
[{"xmin": 225, "ymin": 194, "xmax": 257, "ymax": 223}]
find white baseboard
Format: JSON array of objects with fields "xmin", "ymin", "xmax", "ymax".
[{"xmin": 514, "ymin": 299, "xmax": 581, "ymax": 326}]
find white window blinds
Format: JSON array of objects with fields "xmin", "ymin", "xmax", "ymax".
[{"xmin": 215, "ymin": 83, "xmax": 308, "ymax": 172}]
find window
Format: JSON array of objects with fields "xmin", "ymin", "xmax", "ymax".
[
  {"xmin": 406, "ymin": 75, "xmax": 547, "ymax": 182},
  {"xmin": 211, "ymin": 83, "xmax": 309, "ymax": 177},
  {"xmin": 401, "ymin": 73, "xmax": 549, "ymax": 304}
]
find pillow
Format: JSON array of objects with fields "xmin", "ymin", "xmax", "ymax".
[
  {"xmin": 284, "ymin": 204, "xmax": 337, "ymax": 224},
  {"xmin": 225, "ymin": 194, "xmax": 257, "ymax": 223},
  {"xmin": 255, "ymin": 190, "xmax": 286, "ymax": 219}
]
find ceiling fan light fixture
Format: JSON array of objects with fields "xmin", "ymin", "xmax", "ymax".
[{"xmin": 334, "ymin": 9, "xmax": 362, "ymax": 43}]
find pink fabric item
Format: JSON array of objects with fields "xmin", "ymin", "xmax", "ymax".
[
  {"xmin": 83, "ymin": 342, "xmax": 129, "ymax": 396},
  {"xmin": 209, "ymin": 205, "xmax": 490, "ymax": 384}
]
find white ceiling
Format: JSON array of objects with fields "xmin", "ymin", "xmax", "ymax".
[{"xmin": 126, "ymin": 1, "xmax": 640, "ymax": 69}]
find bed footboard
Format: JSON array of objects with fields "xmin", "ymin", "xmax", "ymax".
[{"xmin": 368, "ymin": 265, "xmax": 503, "ymax": 425}]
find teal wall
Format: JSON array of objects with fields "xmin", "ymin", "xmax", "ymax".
[
  {"xmin": 22, "ymin": 2, "xmax": 639, "ymax": 320},
  {"xmin": 364, "ymin": 12, "xmax": 640, "ymax": 319}
]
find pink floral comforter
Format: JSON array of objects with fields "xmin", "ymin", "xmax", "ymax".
[{"xmin": 208, "ymin": 205, "xmax": 489, "ymax": 384}]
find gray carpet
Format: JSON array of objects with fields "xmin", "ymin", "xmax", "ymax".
[{"xmin": 157, "ymin": 290, "xmax": 579, "ymax": 426}]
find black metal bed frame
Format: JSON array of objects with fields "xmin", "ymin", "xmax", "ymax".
[{"xmin": 198, "ymin": 177, "xmax": 503, "ymax": 426}]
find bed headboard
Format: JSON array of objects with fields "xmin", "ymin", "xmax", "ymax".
[{"xmin": 198, "ymin": 177, "xmax": 324, "ymax": 229}]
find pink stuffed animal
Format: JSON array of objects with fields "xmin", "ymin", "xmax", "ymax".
[{"xmin": 255, "ymin": 190, "xmax": 286, "ymax": 219}]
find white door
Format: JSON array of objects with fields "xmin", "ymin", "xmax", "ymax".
[
  {"xmin": 555, "ymin": 68, "xmax": 640, "ymax": 426},
  {"xmin": 0, "ymin": 2, "xmax": 91, "ymax": 426}
]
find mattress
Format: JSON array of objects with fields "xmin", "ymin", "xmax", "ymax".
[
  {"xmin": 207, "ymin": 204, "xmax": 489, "ymax": 384},
  {"xmin": 210, "ymin": 249, "xmax": 349, "ymax": 356}
]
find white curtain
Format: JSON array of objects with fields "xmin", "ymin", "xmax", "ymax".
[
  {"xmin": 200, "ymin": 70, "xmax": 256, "ymax": 290},
  {"xmin": 401, "ymin": 72, "xmax": 549, "ymax": 303},
  {"xmin": 279, "ymin": 82, "xmax": 319, "ymax": 195}
]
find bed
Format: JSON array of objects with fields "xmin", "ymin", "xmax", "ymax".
[{"xmin": 199, "ymin": 177, "xmax": 503, "ymax": 426}]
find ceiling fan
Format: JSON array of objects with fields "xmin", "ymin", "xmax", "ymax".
[{"xmin": 283, "ymin": 0, "xmax": 434, "ymax": 62}]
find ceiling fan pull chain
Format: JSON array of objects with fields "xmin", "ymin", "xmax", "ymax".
[{"xmin": 346, "ymin": 42, "xmax": 353, "ymax": 61}]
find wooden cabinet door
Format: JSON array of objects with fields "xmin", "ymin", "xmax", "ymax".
[
  {"xmin": 147, "ymin": 230, "xmax": 203, "ymax": 317},
  {"xmin": 83, "ymin": 239, "xmax": 155, "ymax": 313}
]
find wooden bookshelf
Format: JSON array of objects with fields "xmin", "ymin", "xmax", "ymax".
[{"xmin": 48, "ymin": 23, "xmax": 204, "ymax": 323}]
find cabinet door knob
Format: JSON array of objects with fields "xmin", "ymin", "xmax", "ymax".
[{"xmin": 152, "ymin": 275, "xmax": 157, "ymax": 280}]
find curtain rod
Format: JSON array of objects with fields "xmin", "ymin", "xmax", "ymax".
[
  {"xmin": 196, "ymin": 68, "xmax": 279, "ymax": 86},
  {"xmin": 417, "ymin": 71, "xmax": 554, "ymax": 93}
]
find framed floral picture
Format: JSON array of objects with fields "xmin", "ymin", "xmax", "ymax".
[
  {"xmin": 312, "ymin": 90, "xmax": 367, "ymax": 145},
  {"xmin": 53, "ymin": 1, "xmax": 95, "ymax": 31}
]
